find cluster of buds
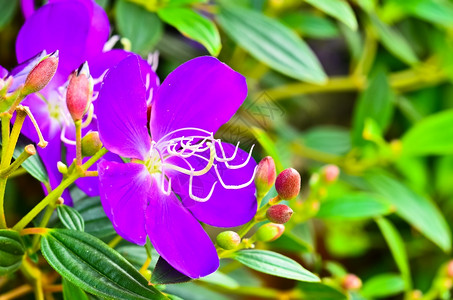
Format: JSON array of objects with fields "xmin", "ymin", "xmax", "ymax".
[
  {"xmin": 255, "ymin": 223, "xmax": 285, "ymax": 242},
  {"xmin": 66, "ymin": 62, "xmax": 93, "ymax": 122}
]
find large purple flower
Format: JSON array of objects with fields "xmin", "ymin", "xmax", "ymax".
[
  {"xmin": 97, "ymin": 55, "xmax": 257, "ymax": 278},
  {"xmin": 15, "ymin": 0, "xmax": 156, "ymax": 202}
]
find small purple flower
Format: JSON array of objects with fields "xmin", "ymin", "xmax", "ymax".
[{"xmin": 97, "ymin": 55, "xmax": 257, "ymax": 278}]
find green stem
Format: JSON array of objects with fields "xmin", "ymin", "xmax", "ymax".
[
  {"xmin": 31, "ymin": 202, "xmax": 59, "ymax": 252},
  {"xmin": 0, "ymin": 146, "xmax": 34, "ymax": 178},
  {"xmin": 0, "ymin": 114, "xmax": 11, "ymax": 228},
  {"xmin": 9, "ymin": 167, "xmax": 27, "ymax": 178},
  {"xmin": 75, "ymin": 119, "xmax": 82, "ymax": 166},
  {"xmin": 3, "ymin": 108, "xmax": 27, "ymax": 165},
  {"xmin": 13, "ymin": 147, "xmax": 108, "ymax": 231}
]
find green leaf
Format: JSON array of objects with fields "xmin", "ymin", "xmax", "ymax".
[
  {"xmin": 251, "ymin": 127, "xmax": 284, "ymax": 172},
  {"xmin": 57, "ymin": 205, "xmax": 85, "ymax": 231},
  {"xmin": 117, "ymin": 245, "xmax": 159, "ymax": 270},
  {"xmin": 375, "ymin": 218, "xmax": 411, "ymax": 290},
  {"xmin": 62, "ymin": 278, "xmax": 89, "ymax": 300},
  {"xmin": 304, "ymin": 0, "xmax": 358, "ymax": 31},
  {"xmin": 369, "ymin": 14, "xmax": 419, "ymax": 65},
  {"xmin": 351, "ymin": 72, "xmax": 394, "ymax": 146},
  {"xmin": 198, "ymin": 271, "xmax": 239, "ymax": 289},
  {"xmin": 304, "ymin": 126, "xmax": 351, "ymax": 155},
  {"xmin": 41, "ymin": 229, "xmax": 167, "ymax": 299},
  {"xmin": 0, "ymin": 0, "xmax": 18, "ymax": 29},
  {"xmin": 151, "ymin": 256, "xmax": 191, "ymax": 285},
  {"xmin": 217, "ymin": 5, "xmax": 327, "ymax": 83},
  {"xmin": 366, "ymin": 173, "xmax": 451, "ymax": 252},
  {"xmin": 74, "ymin": 198, "xmax": 115, "ymax": 239},
  {"xmin": 396, "ymin": 0, "xmax": 453, "ymax": 28},
  {"xmin": 115, "ymin": 0, "xmax": 163, "ymax": 55},
  {"xmin": 95, "ymin": 0, "xmax": 109, "ymax": 9},
  {"xmin": 0, "ymin": 229, "xmax": 25, "ymax": 275},
  {"xmin": 401, "ymin": 110, "xmax": 453, "ymax": 156},
  {"xmin": 231, "ymin": 250, "xmax": 320, "ymax": 282},
  {"xmin": 158, "ymin": 7, "xmax": 221, "ymax": 56},
  {"xmin": 361, "ymin": 273, "xmax": 405, "ymax": 298},
  {"xmin": 297, "ymin": 282, "xmax": 347, "ymax": 300},
  {"xmin": 281, "ymin": 12, "xmax": 339, "ymax": 39},
  {"xmin": 317, "ymin": 193, "xmax": 394, "ymax": 220}
]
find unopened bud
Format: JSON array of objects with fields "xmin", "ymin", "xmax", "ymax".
[
  {"xmin": 255, "ymin": 223, "xmax": 285, "ymax": 242},
  {"xmin": 56, "ymin": 197, "xmax": 64, "ymax": 205},
  {"xmin": 446, "ymin": 260, "xmax": 453, "ymax": 277},
  {"xmin": 66, "ymin": 62, "xmax": 93, "ymax": 121},
  {"xmin": 321, "ymin": 164, "xmax": 340, "ymax": 183},
  {"xmin": 216, "ymin": 231, "xmax": 241, "ymax": 250},
  {"xmin": 255, "ymin": 156, "xmax": 276, "ymax": 197},
  {"xmin": 22, "ymin": 51, "xmax": 59, "ymax": 95},
  {"xmin": 57, "ymin": 161, "xmax": 68, "ymax": 174},
  {"xmin": 82, "ymin": 131, "xmax": 103, "ymax": 157},
  {"xmin": 266, "ymin": 204, "xmax": 293, "ymax": 224},
  {"xmin": 341, "ymin": 274, "xmax": 362, "ymax": 291},
  {"xmin": 275, "ymin": 168, "xmax": 301, "ymax": 200}
]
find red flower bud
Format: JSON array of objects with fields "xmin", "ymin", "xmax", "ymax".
[
  {"xmin": 22, "ymin": 51, "xmax": 59, "ymax": 96},
  {"xmin": 341, "ymin": 274, "xmax": 362, "ymax": 291},
  {"xmin": 266, "ymin": 204, "xmax": 293, "ymax": 224},
  {"xmin": 255, "ymin": 156, "xmax": 276, "ymax": 197},
  {"xmin": 255, "ymin": 223, "xmax": 285, "ymax": 242},
  {"xmin": 275, "ymin": 168, "xmax": 301, "ymax": 200},
  {"xmin": 216, "ymin": 231, "xmax": 241, "ymax": 250},
  {"xmin": 322, "ymin": 164, "xmax": 340, "ymax": 183},
  {"xmin": 81, "ymin": 131, "xmax": 103, "ymax": 157},
  {"xmin": 66, "ymin": 62, "xmax": 93, "ymax": 121}
]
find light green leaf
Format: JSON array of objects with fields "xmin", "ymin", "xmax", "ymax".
[
  {"xmin": 401, "ymin": 110, "xmax": 453, "ymax": 156},
  {"xmin": 62, "ymin": 278, "xmax": 89, "ymax": 300},
  {"xmin": 158, "ymin": 7, "xmax": 221, "ymax": 56},
  {"xmin": 281, "ymin": 12, "xmax": 339, "ymax": 39},
  {"xmin": 351, "ymin": 72, "xmax": 394, "ymax": 146},
  {"xmin": 369, "ymin": 14, "xmax": 419, "ymax": 65},
  {"xmin": 367, "ymin": 173, "xmax": 451, "ymax": 252},
  {"xmin": 0, "ymin": 0, "xmax": 18, "ymax": 29},
  {"xmin": 317, "ymin": 193, "xmax": 394, "ymax": 220},
  {"xmin": 304, "ymin": 126, "xmax": 351, "ymax": 155},
  {"xmin": 231, "ymin": 250, "xmax": 320, "ymax": 282},
  {"xmin": 298, "ymin": 282, "xmax": 347, "ymax": 300},
  {"xmin": 361, "ymin": 273, "xmax": 405, "ymax": 298},
  {"xmin": 251, "ymin": 127, "xmax": 284, "ymax": 172},
  {"xmin": 57, "ymin": 205, "xmax": 85, "ymax": 231},
  {"xmin": 217, "ymin": 5, "xmax": 327, "ymax": 83},
  {"xmin": 375, "ymin": 218, "xmax": 411, "ymax": 290},
  {"xmin": 396, "ymin": 0, "xmax": 453, "ymax": 28},
  {"xmin": 41, "ymin": 229, "xmax": 167, "ymax": 300},
  {"xmin": 304, "ymin": 0, "xmax": 358, "ymax": 30},
  {"xmin": 116, "ymin": 0, "xmax": 163, "ymax": 55},
  {"xmin": 198, "ymin": 271, "xmax": 239, "ymax": 289}
]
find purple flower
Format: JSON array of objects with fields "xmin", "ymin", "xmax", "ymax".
[
  {"xmin": 97, "ymin": 55, "xmax": 257, "ymax": 278},
  {"xmin": 14, "ymin": 0, "xmax": 155, "ymax": 202}
]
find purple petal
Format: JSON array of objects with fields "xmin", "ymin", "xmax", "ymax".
[
  {"xmin": 16, "ymin": 1, "xmax": 91, "ymax": 75},
  {"xmin": 170, "ymin": 142, "xmax": 257, "ymax": 227},
  {"xmin": 146, "ymin": 175, "xmax": 219, "ymax": 278},
  {"xmin": 150, "ymin": 56, "xmax": 247, "ymax": 142},
  {"xmin": 98, "ymin": 160, "xmax": 151, "ymax": 245},
  {"xmin": 0, "ymin": 66, "xmax": 8, "ymax": 79},
  {"xmin": 97, "ymin": 55, "xmax": 151, "ymax": 160},
  {"xmin": 20, "ymin": 0, "xmax": 35, "ymax": 18},
  {"xmin": 10, "ymin": 50, "xmax": 47, "ymax": 91}
]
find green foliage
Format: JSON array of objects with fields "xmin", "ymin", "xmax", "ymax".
[
  {"xmin": 0, "ymin": 229, "xmax": 24, "ymax": 275},
  {"xmin": 57, "ymin": 205, "xmax": 85, "ymax": 231}
]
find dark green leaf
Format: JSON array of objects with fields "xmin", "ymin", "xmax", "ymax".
[
  {"xmin": 57, "ymin": 205, "xmax": 85, "ymax": 231},
  {"xmin": 317, "ymin": 193, "xmax": 394, "ymax": 220},
  {"xmin": 0, "ymin": 0, "xmax": 18, "ymax": 29},
  {"xmin": 0, "ymin": 229, "xmax": 25, "ymax": 275},
  {"xmin": 62, "ymin": 278, "xmax": 89, "ymax": 300},
  {"xmin": 298, "ymin": 282, "xmax": 347, "ymax": 300},
  {"xmin": 152, "ymin": 256, "xmax": 192, "ymax": 285},
  {"xmin": 74, "ymin": 198, "xmax": 115, "ymax": 239},
  {"xmin": 369, "ymin": 14, "xmax": 419, "ymax": 65},
  {"xmin": 116, "ymin": 0, "xmax": 163, "ymax": 55},
  {"xmin": 231, "ymin": 250, "xmax": 319, "ymax": 282},
  {"xmin": 367, "ymin": 173, "xmax": 451, "ymax": 252},
  {"xmin": 217, "ymin": 5, "xmax": 327, "ymax": 83},
  {"xmin": 361, "ymin": 273, "xmax": 405, "ymax": 298},
  {"xmin": 41, "ymin": 229, "xmax": 167, "ymax": 300},
  {"xmin": 158, "ymin": 7, "xmax": 221, "ymax": 56},
  {"xmin": 401, "ymin": 110, "xmax": 453, "ymax": 156},
  {"xmin": 351, "ymin": 72, "xmax": 394, "ymax": 146},
  {"xmin": 304, "ymin": 0, "xmax": 358, "ymax": 30}
]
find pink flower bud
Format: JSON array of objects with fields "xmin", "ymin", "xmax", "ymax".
[
  {"xmin": 66, "ymin": 62, "xmax": 93, "ymax": 121},
  {"xmin": 447, "ymin": 260, "xmax": 453, "ymax": 277},
  {"xmin": 275, "ymin": 168, "xmax": 301, "ymax": 200},
  {"xmin": 216, "ymin": 231, "xmax": 241, "ymax": 250},
  {"xmin": 255, "ymin": 156, "xmax": 276, "ymax": 197},
  {"xmin": 22, "ymin": 51, "xmax": 59, "ymax": 95},
  {"xmin": 266, "ymin": 204, "xmax": 293, "ymax": 224},
  {"xmin": 255, "ymin": 223, "xmax": 285, "ymax": 242},
  {"xmin": 341, "ymin": 274, "xmax": 362, "ymax": 290},
  {"xmin": 322, "ymin": 164, "xmax": 340, "ymax": 183},
  {"xmin": 81, "ymin": 131, "xmax": 103, "ymax": 157}
]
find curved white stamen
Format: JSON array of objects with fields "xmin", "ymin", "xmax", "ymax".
[
  {"xmin": 60, "ymin": 126, "xmax": 76, "ymax": 146},
  {"xmin": 103, "ymin": 35, "xmax": 120, "ymax": 52},
  {"xmin": 81, "ymin": 104, "xmax": 94, "ymax": 128},
  {"xmin": 147, "ymin": 51, "xmax": 160, "ymax": 72},
  {"xmin": 215, "ymin": 141, "xmax": 240, "ymax": 163},
  {"xmin": 162, "ymin": 142, "xmax": 215, "ymax": 176},
  {"xmin": 224, "ymin": 144, "xmax": 255, "ymax": 170},
  {"xmin": 161, "ymin": 176, "xmax": 172, "ymax": 196},
  {"xmin": 156, "ymin": 127, "xmax": 213, "ymax": 145},
  {"xmin": 189, "ymin": 169, "xmax": 217, "ymax": 202},
  {"xmin": 214, "ymin": 164, "xmax": 257, "ymax": 189}
]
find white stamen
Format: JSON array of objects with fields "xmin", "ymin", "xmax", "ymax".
[
  {"xmin": 103, "ymin": 35, "xmax": 120, "ymax": 52},
  {"xmin": 214, "ymin": 164, "xmax": 258, "ymax": 189},
  {"xmin": 60, "ymin": 126, "xmax": 76, "ymax": 146}
]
